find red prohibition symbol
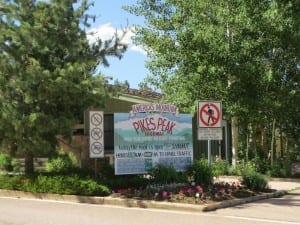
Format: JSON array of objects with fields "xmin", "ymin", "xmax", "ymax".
[{"xmin": 199, "ymin": 103, "xmax": 220, "ymax": 127}]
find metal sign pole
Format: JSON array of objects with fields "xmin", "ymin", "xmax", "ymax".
[
  {"xmin": 208, "ymin": 139, "xmax": 212, "ymax": 166},
  {"xmin": 94, "ymin": 158, "xmax": 98, "ymax": 180},
  {"xmin": 218, "ymin": 140, "xmax": 222, "ymax": 158}
]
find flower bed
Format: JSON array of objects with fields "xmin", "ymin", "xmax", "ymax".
[{"xmin": 111, "ymin": 180, "xmax": 264, "ymax": 205}]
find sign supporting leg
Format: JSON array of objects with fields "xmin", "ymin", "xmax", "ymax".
[
  {"xmin": 218, "ymin": 140, "xmax": 221, "ymax": 158},
  {"xmin": 94, "ymin": 158, "xmax": 98, "ymax": 180},
  {"xmin": 208, "ymin": 140, "xmax": 212, "ymax": 166}
]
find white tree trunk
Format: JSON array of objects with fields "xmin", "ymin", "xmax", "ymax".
[{"xmin": 231, "ymin": 116, "xmax": 239, "ymax": 167}]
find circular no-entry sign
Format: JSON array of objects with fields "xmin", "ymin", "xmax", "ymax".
[{"xmin": 198, "ymin": 102, "xmax": 221, "ymax": 128}]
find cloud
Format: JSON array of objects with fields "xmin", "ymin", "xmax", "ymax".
[
  {"xmin": 130, "ymin": 45, "xmax": 147, "ymax": 55},
  {"xmin": 86, "ymin": 23, "xmax": 146, "ymax": 55}
]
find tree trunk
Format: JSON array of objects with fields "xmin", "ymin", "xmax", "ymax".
[
  {"xmin": 248, "ymin": 123, "xmax": 257, "ymax": 161},
  {"xmin": 24, "ymin": 151, "xmax": 34, "ymax": 175},
  {"xmin": 231, "ymin": 116, "xmax": 239, "ymax": 167},
  {"xmin": 246, "ymin": 133, "xmax": 249, "ymax": 162},
  {"xmin": 270, "ymin": 119, "xmax": 276, "ymax": 168}
]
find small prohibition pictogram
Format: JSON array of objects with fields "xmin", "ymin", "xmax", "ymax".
[
  {"xmin": 91, "ymin": 128, "xmax": 103, "ymax": 140},
  {"xmin": 91, "ymin": 142, "xmax": 103, "ymax": 155},
  {"xmin": 91, "ymin": 113, "xmax": 103, "ymax": 126},
  {"xmin": 199, "ymin": 103, "xmax": 220, "ymax": 127}
]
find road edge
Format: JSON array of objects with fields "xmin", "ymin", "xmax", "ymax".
[{"xmin": 0, "ymin": 189, "xmax": 288, "ymax": 212}]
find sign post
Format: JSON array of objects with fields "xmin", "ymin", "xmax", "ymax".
[
  {"xmin": 197, "ymin": 101, "xmax": 222, "ymax": 166},
  {"xmin": 208, "ymin": 140, "xmax": 211, "ymax": 166},
  {"xmin": 89, "ymin": 111, "xmax": 104, "ymax": 158},
  {"xmin": 89, "ymin": 110, "xmax": 104, "ymax": 179}
]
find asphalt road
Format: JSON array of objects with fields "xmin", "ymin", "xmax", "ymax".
[
  {"xmin": 211, "ymin": 189, "xmax": 300, "ymax": 225},
  {"xmin": 1, "ymin": 190, "xmax": 299, "ymax": 225}
]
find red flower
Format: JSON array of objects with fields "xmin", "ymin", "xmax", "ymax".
[{"xmin": 118, "ymin": 189, "xmax": 128, "ymax": 194}]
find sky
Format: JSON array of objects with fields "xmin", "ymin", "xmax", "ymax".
[{"xmin": 85, "ymin": 0, "xmax": 148, "ymax": 89}]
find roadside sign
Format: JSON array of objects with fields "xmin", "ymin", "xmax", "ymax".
[
  {"xmin": 197, "ymin": 101, "xmax": 222, "ymax": 140},
  {"xmin": 198, "ymin": 128, "xmax": 222, "ymax": 140},
  {"xmin": 198, "ymin": 101, "xmax": 222, "ymax": 128},
  {"xmin": 89, "ymin": 111, "xmax": 104, "ymax": 158}
]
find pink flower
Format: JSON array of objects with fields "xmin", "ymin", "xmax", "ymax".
[
  {"xmin": 187, "ymin": 188, "xmax": 194, "ymax": 194},
  {"xmin": 219, "ymin": 187, "xmax": 225, "ymax": 193},
  {"xmin": 162, "ymin": 191, "xmax": 168, "ymax": 198},
  {"xmin": 195, "ymin": 185, "xmax": 203, "ymax": 193}
]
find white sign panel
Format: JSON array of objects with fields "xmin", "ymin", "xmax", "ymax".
[
  {"xmin": 89, "ymin": 111, "xmax": 104, "ymax": 158},
  {"xmin": 197, "ymin": 101, "xmax": 223, "ymax": 140},
  {"xmin": 198, "ymin": 128, "xmax": 223, "ymax": 140}
]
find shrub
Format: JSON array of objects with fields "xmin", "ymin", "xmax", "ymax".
[
  {"xmin": 250, "ymin": 156, "xmax": 270, "ymax": 174},
  {"xmin": 0, "ymin": 175, "xmax": 24, "ymax": 190},
  {"xmin": 45, "ymin": 152, "xmax": 77, "ymax": 173},
  {"xmin": 11, "ymin": 158, "xmax": 22, "ymax": 173},
  {"xmin": 104, "ymin": 174, "xmax": 148, "ymax": 191},
  {"xmin": 227, "ymin": 164, "xmax": 242, "ymax": 176},
  {"xmin": 227, "ymin": 161, "xmax": 256, "ymax": 176},
  {"xmin": 241, "ymin": 170, "xmax": 268, "ymax": 192},
  {"xmin": 98, "ymin": 162, "xmax": 115, "ymax": 179},
  {"xmin": 78, "ymin": 179, "xmax": 110, "ymax": 196},
  {"xmin": 97, "ymin": 161, "xmax": 150, "ymax": 190},
  {"xmin": 21, "ymin": 174, "xmax": 111, "ymax": 196},
  {"xmin": 212, "ymin": 159, "xmax": 230, "ymax": 177},
  {"xmin": 0, "ymin": 153, "xmax": 13, "ymax": 172},
  {"xmin": 268, "ymin": 161, "xmax": 288, "ymax": 178},
  {"xmin": 186, "ymin": 159, "xmax": 213, "ymax": 185},
  {"xmin": 149, "ymin": 164, "xmax": 180, "ymax": 184}
]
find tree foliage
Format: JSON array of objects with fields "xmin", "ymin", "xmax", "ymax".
[
  {"xmin": 126, "ymin": 0, "xmax": 300, "ymax": 163},
  {"xmin": 0, "ymin": 0, "xmax": 127, "ymax": 173}
]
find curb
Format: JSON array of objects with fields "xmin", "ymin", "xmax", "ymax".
[
  {"xmin": 0, "ymin": 189, "xmax": 206, "ymax": 212},
  {"xmin": 0, "ymin": 189, "xmax": 288, "ymax": 212},
  {"xmin": 202, "ymin": 190, "xmax": 287, "ymax": 211}
]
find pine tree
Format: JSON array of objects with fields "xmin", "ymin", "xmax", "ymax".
[{"xmin": 0, "ymin": 0, "xmax": 127, "ymax": 174}]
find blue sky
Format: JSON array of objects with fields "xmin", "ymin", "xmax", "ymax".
[{"xmin": 86, "ymin": 0, "xmax": 148, "ymax": 89}]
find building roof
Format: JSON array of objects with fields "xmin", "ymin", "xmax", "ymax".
[
  {"xmin": 121, "ymin": 87, "xmax": 163, "ymax": 101},
  {"xmin": 105, "ymin": 87, "xmax": 163, "ymax": 113}
]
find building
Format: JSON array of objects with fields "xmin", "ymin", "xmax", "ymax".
[{"xmin": 58, "ymin": 88, "xmax": 163, "ymax": 167}]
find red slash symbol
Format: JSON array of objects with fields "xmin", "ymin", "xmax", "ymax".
[{"xmin": 199, "ymin": 103, "xmax": 220, "ymax": 127}]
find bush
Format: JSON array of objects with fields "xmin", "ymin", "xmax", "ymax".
[
  {"xmin": 78, "ymin": 179, "xmax": 110, "ymax": 196},
  {"xmin": 0, "ymin": 153, "xmax": 13, "ymax": 172},
  {"xmin": 45, "ymin": 152, "xmax": 77, "ymax": 173},
  {"xmin": 21, "ymin": 174, "xmax": 111, "ymax": 196},
  {"xmin": 212, "ymin": 159, "xmax": 230, "ymax": 177},
  {"xmin": 227, "ymin": 161, "xmax": 255, "ymax": 176},
  {"xmin": 241, "ymin": 170, "xmax": 269, "ymax": 192},
  {"xmin": 11, "ymin": 158, "xmax": 22, "ymax": 173},
  {"xmin": 250, "ymin": 156, "xmax": 270, "ymax": 174},
  {"xmin": 0, "ymin": 175, "xmax": 24, "ymax": 190},
  {"xmin": 149, "ymin": 164, "xmax": 180, "ymax": 184},
  {"xmin": 104, "ymin": 174, "xmax": 148, "ymax": 191},
  {"xmin": 268, "ymin": 161, "xmax": 289, "ymax": 178},
  {"xmin": 186, "ymin": 159, "xmax": 213, "ymax": 185}
]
